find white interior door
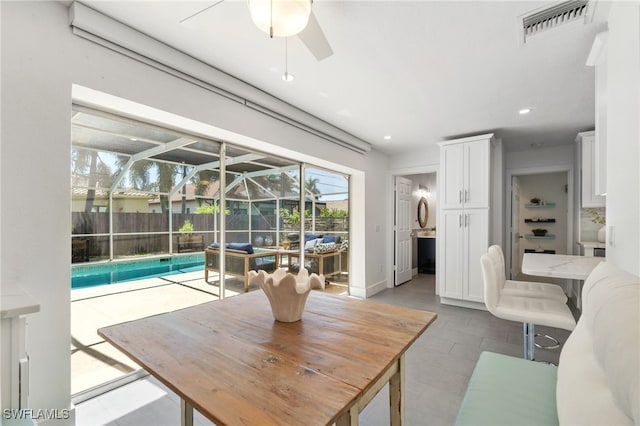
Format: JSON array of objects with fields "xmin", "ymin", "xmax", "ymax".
[{"xmin": 395, "ymin": 176, "xmax": 412, "ymax": 286}]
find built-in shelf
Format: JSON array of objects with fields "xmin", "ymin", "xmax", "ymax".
[
  {"xmin": 524, "ymin": 218, "xmax": 556, "ymax": 223},
  {"xmin": 524, "ymin": 249, "xmax": 557, "ymax": 254},
  {"xmin": 525, "ymin": 202, "xmax": 556, "ymax": 208},
  {"xmin": 525, "ymin": 234, "xmax": 556, "ymax": 240}
]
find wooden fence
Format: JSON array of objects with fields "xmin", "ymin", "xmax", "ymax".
[{"xmin": 71, "ymin": 212, "xmax": 348, "ymax": 262}]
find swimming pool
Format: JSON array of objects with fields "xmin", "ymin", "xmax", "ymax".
[{"xmin": 71, "ymin": 254, "xmax": 204, "ymax": 289}]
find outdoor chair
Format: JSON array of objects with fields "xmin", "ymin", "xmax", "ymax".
[{"xmin": 205, "ymin": 243, "xmax": 278, "ymax": 292}]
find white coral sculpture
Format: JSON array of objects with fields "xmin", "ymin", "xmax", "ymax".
[{"xmin": 249, "ymin": 268, "xmax": 325, "ymax": 322}]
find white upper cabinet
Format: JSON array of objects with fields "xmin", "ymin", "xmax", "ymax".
[
  {"xmin": 577, "ymin": 131, "xmax": 605, "ymax": 208},
  {"xmin": 440, "ymin": 135, "xmax": 491, "ymax": 210}
]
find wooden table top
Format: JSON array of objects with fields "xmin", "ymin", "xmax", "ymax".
[{"xmin": 99, "ymin": 291, "xmax": 436, "ymax": 426}]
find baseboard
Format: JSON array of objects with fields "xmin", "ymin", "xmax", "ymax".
[
  {"xmin": 350, "ymin": 279, "xmax": 387, "ymax": 299},
  {"xmin": 412, "ymin": 267, "xmax": 418, "ymax": 276},
  {"xmin": 368, "ymin": 279, "xmax": 388, "ymax": 297},
  {"xmin": 440, "ymin": 297, "xmax": 487, "ymax": 311}
]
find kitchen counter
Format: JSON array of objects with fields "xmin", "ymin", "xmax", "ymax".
[
  {"xmin": 577, "ymin": 241, "xmax": 606, "ymax": 257},
  {"xmin": 1, "ymin": 282, "xmax": 40, "ymax": 319}
]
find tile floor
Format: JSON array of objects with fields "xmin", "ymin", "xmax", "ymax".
[{"xmin": 75, "ymin": 273, "xmax": 571, "ymax": 426}]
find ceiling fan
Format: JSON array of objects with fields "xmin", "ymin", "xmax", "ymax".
[{"xmin": 180, "ymin": 0, "xmax": 333, "ymax": 61}]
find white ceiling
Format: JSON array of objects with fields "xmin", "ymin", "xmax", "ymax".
[{"xmin": 81, "ymin": 0, "xmax": 609, "ymax": 155}]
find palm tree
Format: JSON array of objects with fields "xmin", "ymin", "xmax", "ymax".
[
  {"xmin": 194, "ymin": 170, "xmax": 219, "ymax": 205},
  {"xmin": 114, "ymin": 157, "xmax": 181, "ymax": 214},
  {"xmin": 305, "ymin": 176, "xmax": 321, "ymax": 197},
  {"xmin": 71, "ymin": 148, "xmax": 114, "ymax": 213},
  {"xmin": 157, "ymin": 162, "xmax": 179, "ymax": 214}
]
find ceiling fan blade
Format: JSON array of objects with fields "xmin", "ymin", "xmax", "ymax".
[
  {"xmin": 297, "ymin": 11, "xmax": 333, "ymax": 61},
  {"xmin": 179, "ymin": 0, "xmax": 225, "ymax": 24}
]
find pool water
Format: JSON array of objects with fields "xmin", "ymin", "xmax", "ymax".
[{"xmin": 71, "ymin": 254, "xmax": 204, "ymax": 289}]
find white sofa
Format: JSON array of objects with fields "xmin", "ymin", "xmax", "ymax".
[
  {"xmin": 556, "ymin": 261, "xmax": 639, "ymax": 424},
  {"xmin": 456, "ymin": 261, "xmax": 639, "ymax": 425}
]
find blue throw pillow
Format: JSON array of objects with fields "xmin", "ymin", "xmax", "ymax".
[
  {"xmin": 227, "ymin": 243, "xmax": 254, "ymax": 254},
  {"xmin": 208, "ymin": 242, "xmax": 254, "ymax": 254},
  {"xmin": 304, "ymin": 233, "xmax": 323, "ymax": 242},
  {"xmin": 322, "ymin": 235, "xmax": 340, "ymax": 244}
]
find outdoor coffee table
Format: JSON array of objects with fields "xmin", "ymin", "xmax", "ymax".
[
  {"xmin": 280, "ymin": 249, "xmax": 344, "ymax": 278},
  {"xmin": 99, "ymin": 291, "xmax": 437, "ymax": 426}
]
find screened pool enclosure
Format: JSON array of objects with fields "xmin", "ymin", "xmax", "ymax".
[{"xmin": 71, "ymin": 107, "xmax": 350, "ymax": 265}]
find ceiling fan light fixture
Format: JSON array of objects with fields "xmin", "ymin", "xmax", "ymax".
[
  {"xmin": 282, "ymin": 71, "xmax": 295, "ymax": 82},
  {"xmin": 248, "ymin": 0, "xmax": 312, "ymax": 37}
]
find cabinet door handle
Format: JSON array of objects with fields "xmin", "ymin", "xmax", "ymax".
[
  {"xmin": 459, "ymin": 214, "xmax": 463, "ymax": 227},
  {"xmin": 465, "ymin": 214, "xmax": 469, "ymax": 227},
  {"xmin": 459, "ymin": 190, "xmax": 463, "ymax": 204},
  {"xmin": 465, "ymin": 189, "xmax": 469, "ymax": 203}
]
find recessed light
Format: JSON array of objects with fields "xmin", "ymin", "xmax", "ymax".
[
  {"xmin": 384, "ymin": 135, "xmax": 392, "ymax": 140},
  {"xmin": 282, "ymin": 72, "xmax": 295, "ymax": 82},
  {"xmin": 519, "ymin": 108, "xmax": 532, "ymax": 115}
]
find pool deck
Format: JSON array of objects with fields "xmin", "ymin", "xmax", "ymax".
[{"xmin": 71, "ymin": 268, "xmax": 348, "ymax": 396}]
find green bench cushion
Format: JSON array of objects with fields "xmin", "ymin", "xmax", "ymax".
[{"xmin": 455, "ymin": 351, "xmax": 558, "ymax": 426}]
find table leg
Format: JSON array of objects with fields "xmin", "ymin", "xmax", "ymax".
[
  {"xmin": 336, "ymin": 406, "xmax": 359, "ymax": 426},
  {"xmin": 389, "ymin": 353, "xmax": 405, "ymax": 426},
  {"xmin": 181, "ymin": 399, "xmax": 194, "ymax": 426}
]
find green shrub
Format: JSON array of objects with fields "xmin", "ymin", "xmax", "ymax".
[{"xmin": 179, "ymin": 220, "xmax": 194, "ymax": 236}]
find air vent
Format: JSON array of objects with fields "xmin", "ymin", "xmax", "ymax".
[{"xmin": 521, "ymin": 0, "xmax": 591, "ymax": 42}]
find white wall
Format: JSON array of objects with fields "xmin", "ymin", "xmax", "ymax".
[
  {"xmin": 505, "ymin": 144, "xmax": 574, "ymax": 171},
  {"xmin": 389, "ymin": 145, "xmax": 440, "ymax": 170},
  {"xmin": 604, "ymin": 2, "xmax": 640, "ymax": 275},
  {"xmin": 0, "ymin": 1, "xmax": 387, "ymax": 419}
]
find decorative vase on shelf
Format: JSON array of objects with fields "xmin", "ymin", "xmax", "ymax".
[{"xmin": 597, "ymin": 225, "xmax": 606, "ymax": 243}]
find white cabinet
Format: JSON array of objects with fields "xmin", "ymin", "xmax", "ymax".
[
  {"xmin": 1, "ymin": 282, "xmax": 39, "ymax": 412},
  {"xmin": 440, "ymin": 210, "xmax": 488, "ymax": 303},
  {"xmin": 577, "ymin": 131, "xmax": 605, "ymax": 207},
  {"xmin": 440, "ymin": 137, "xmax": 490, "ymax": 209},
  {"xmin": 438, "ymin": 134, "xmax": 493, "ymax": 308}
]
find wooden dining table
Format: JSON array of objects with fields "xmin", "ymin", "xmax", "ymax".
[{"xmin": 98, "ymin": 291, "xmax": 437, "ymax": 426}]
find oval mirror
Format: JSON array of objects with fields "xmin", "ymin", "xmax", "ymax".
[{"xmin": 417, "ymin": 197, "xmax": 428, "ymax": 228}]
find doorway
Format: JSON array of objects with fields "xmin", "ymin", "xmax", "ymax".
[
  {"xmin": 393, "ymin": 171, "xmax": 438, "ymax": 288},
  {"xmin": 507, "ymin": 169, "xmax": 573, "ymax": 280}
]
